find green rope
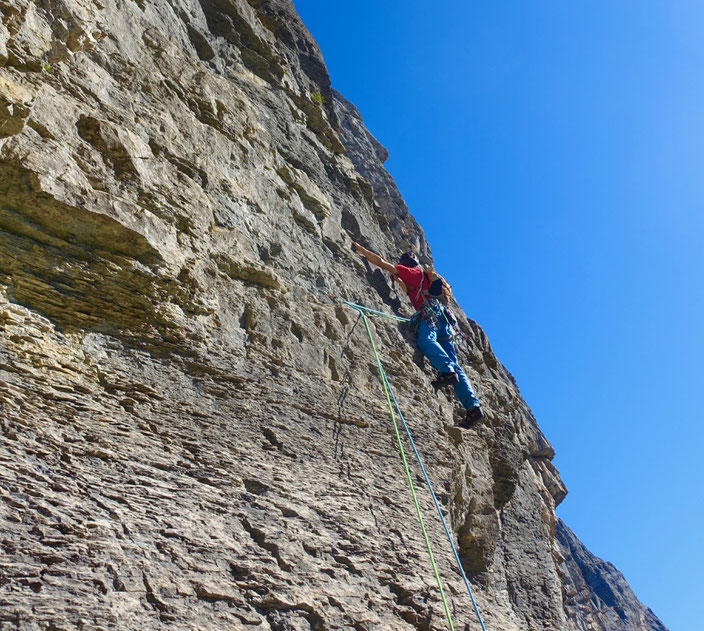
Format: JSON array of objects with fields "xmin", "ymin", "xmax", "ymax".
[
  {"xmin": 359, "ymin": 311, "xmax": 455, "ymax": 631},
  {"xmin": 341, "ymin": 299, "xmax": 412, "ymax": 322}
]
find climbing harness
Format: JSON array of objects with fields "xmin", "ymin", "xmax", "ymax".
[
  {"xmin": 401, "ymin": 270, "xmax": 465, "ymax": 345},
  {"xmin": 343, "ymin": 300, "xmax": 488, "ymax": 631}
]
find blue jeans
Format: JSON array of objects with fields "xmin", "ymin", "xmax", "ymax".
[{"xmin": 417, "ymin": 306, "xmax": 480, "ymax": 411}]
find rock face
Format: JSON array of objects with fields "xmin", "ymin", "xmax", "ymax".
[
  {"xmin": 0, "ymin": 2, "xmax": 666, "ymax": 630},
  {"xmin": 555, "ymin": 520, "xmax": 668, "ymax": 631}
]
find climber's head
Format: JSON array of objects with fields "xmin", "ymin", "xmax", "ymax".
[
  {"xmin": 398, "ymin": 251, "xmax": 419, "ymax": 268},
  {"xmin": 398, "ymin": 250, "xmax": 418, "ymax": 267}
]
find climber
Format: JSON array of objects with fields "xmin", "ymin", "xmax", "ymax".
[{"xmin": 351, "ymin": 241, "xmax": 483, "ymax": 428}]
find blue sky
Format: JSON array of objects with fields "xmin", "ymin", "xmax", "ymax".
[{"xmin": 293, "ymin": 2, "xmax": 703, "ymax": 629}]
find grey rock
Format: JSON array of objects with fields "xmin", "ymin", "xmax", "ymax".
[
  {"xmin": 0, "ymin": 1, "xmax": 667, "ymax": 630},
  {"xmin": 556, "ymin": 519, "xmax": 668, "ymax": 631}
]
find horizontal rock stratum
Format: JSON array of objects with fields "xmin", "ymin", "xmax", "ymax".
[{"xmin": 0, "ymin": 2, "xmax": 667, "ymax": 630}]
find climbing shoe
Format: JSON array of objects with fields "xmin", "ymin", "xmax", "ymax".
[
  {"xmin": 459, "ymin": 406, "xmax": 484, "ymax": 429},
  {"xmin": 431, "ymin": 371, "xmax": 459, "ymax": 394}
]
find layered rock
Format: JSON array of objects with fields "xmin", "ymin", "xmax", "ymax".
[
  {"xmin": 0, "ymin": 1, "xmax": 666, "ymax": 629},
  {"xmin": 556, "ymin": 520, "xmax": 668, "ymax": 631}
]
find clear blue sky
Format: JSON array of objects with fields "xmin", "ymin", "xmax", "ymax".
[{"xmin": 293, "ymin": 2, "xmax": 703, "ymax": 629}]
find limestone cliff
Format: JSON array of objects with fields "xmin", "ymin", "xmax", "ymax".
[{"xmin": 0, "ymin": 2, "xmax": 667, "ymax": 630}]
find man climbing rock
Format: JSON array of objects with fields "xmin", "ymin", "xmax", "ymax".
[{"xmin": 351, "ymin": 242, "xmax": 483, "ymax": 428}]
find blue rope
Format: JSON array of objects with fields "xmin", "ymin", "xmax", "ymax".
[
  {"xmin": 382, "ymin": 367, "xmax": 488, "ymax": 631},
  {"xmin": 346, "ymin": 302, "xmax": 488, "ymax": 631},
  {"xmin": 342, "ymin": 300, "xmax": 412, "ymax": 322},
  {"xmin": 359, "ymin": 311, "xmax": 456, "ymax": 631}
]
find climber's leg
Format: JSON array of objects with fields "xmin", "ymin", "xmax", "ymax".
[
  {"xmin": 416, "ymin": 318, "xmax": 457, "ymax": 374},
  {"xmin": 438, "ymin": 337, "xmax": 480, "ymax": 411}
]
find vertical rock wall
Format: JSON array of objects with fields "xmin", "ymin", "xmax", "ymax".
[{"xmin": 0, "ymin": 1, "xmax": 666, "ymax": 629}]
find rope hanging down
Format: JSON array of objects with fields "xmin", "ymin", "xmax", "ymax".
[
  {"xmin": 355, "ymin": 308, "xmax": 455, "ymax": 631},
  {"xmin": 344, "ymin": 300, "xmax": 487, "ymax": 631},
  {"xmin": 342, "ymin": 300, "xmax": 412, "ymax": 323}
]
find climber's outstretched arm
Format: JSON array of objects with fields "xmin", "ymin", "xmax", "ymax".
[{"xmin": 352, "ymin": 242, "xmax": 398, "ymax": 275}]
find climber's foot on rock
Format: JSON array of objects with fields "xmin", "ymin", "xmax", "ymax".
[
  {"xmin": 458, "ymin": 406, "xmax": 484, "ymax": 429},
  {"xmin": 431, "ymin": 371, "xmax": 459, "ymax": 394}
]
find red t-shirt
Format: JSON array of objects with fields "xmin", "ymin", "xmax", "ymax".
[{"xmin": 395, "ymin": 264, "xmax": 431, "ymax": 311}]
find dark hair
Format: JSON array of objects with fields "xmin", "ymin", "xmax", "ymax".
[{"xmin": 399, "ymin": 251, "xmax": 419, "ymax": 267}]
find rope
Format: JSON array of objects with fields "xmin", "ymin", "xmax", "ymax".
[
  {"xmin": 341, "ymin": 299, "xmax": 412, "ymax": 323},
  {"xmin": 357, "ymin": 309, "xmax": 455, "ymax": 631},
  {"xmin": 346, "ymin": 301, "xmax": 487, "ymax": 631},
  {"xmin": 383, "ymin": 356, "xmax": 488, "ymax": 631}
]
